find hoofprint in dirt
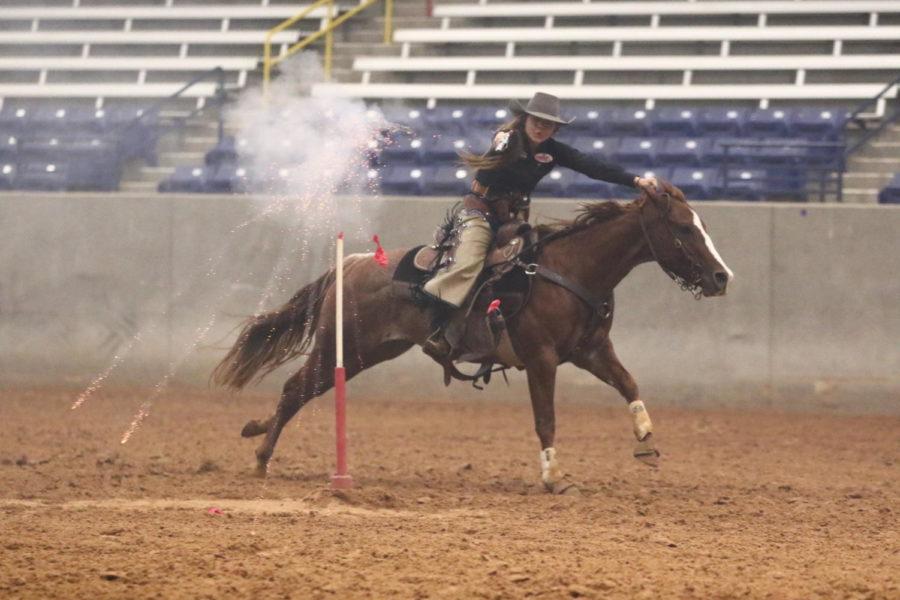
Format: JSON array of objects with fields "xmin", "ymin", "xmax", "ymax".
[{"xmin": 0, "ymin": 388, "xmax": 897, "ymax": 599}]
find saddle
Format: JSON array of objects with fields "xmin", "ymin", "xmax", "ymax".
[{"xmin": 393, "ymin": 220, "xmax": 539, "ymax": 387}]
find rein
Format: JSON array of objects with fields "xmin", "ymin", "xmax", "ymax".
[{"xmin": 636, "ymin": 192, "xmax": 706, "ymax": 299}]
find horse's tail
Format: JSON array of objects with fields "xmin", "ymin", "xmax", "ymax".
[{"xmin": 212, "ymin": 268, "xmax": 336, "ymax": 390}]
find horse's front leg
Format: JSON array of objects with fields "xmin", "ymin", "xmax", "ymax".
[
  {"xmin": 525, "ymin": 358, "xmax": 578, "ymax": 494},
  {"xmin": 571, "ymin": 337, "xmax": 660, "ymax": 466}
]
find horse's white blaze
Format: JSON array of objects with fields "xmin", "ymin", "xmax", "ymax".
[{"xmin": 690, "ymin": 209, "xmax": 734, "ymax": 280}]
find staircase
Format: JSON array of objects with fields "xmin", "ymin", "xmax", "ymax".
[{"xmin": 844, "ymin": 124, "xmax": 900, "ymax": 203}]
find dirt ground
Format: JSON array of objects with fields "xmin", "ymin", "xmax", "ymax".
[{"xmin": 0, "ymin": 387, "xmax": 897, "ymax": 599}]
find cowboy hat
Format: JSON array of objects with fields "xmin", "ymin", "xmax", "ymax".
[{"xmin": 509, "ymin": 92, "xmax": 575, "ymax": 125}]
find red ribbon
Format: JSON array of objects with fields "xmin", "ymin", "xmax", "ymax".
[{"xmin": 373, "ymin": 234, "xmax": 388, "ymax": 268}]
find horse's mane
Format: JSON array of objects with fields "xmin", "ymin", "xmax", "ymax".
[{"xmin": 534, "ymin": 198, "xmax": 642, "ymax": 238}]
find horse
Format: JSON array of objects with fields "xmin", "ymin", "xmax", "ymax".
[{"xmin": 213, "ymin": 181, "xmax": 733, "ymax": 494}]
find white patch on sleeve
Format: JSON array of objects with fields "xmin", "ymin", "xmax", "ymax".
[
  {"xmin": 493, "ymin": 130, "xmax": 510, "ymax": 152},
  {"xmin": 690, "ymin": 209, "xmax": 734, "ymax": 280}
]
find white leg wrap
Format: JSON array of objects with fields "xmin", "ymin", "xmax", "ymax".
[
  {"xmin": 540, "ymin": 447, "xmax": 562, "ymax": 487},
  {"xmin": 629, "ymin": 400, "xmax": 653, "ymax": 441}
]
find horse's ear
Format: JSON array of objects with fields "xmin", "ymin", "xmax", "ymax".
[{"xmin": 660, "ymin": 179, "xmax": 687, "ymax": 203}]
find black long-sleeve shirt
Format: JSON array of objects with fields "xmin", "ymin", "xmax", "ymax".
[{"xmin": 474, "ymin": 130, "xmax": 638, "ymax": 196}]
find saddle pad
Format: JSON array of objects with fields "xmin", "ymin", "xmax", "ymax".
[{"xmin": 392, "ymin": 245, "xmax": 429, "ymax": 286}]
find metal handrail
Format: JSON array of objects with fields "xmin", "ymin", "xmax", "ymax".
[
  {"xmin": 263, "ymin": 0, "xmax": 393, "ymax": 95},
  {"xmin": 843, "ymin": 72, "xmax": 900, "ymax": 156},
  {"xmin": 719, "ymin": 139, "xmax": 846, "ymax": 202},
  {"xmin": 122, "ymin": 66, "xmax": 227, "ymax": 144}
]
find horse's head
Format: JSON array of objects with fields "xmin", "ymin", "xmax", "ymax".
[{"xmin": 638, "ymin": 181, "xmax": 734, "ymax": 297}]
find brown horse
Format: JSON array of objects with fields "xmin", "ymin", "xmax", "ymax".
[{"xmin": 213, "ymin": 182, "xmax": 733, "ymax": 493}]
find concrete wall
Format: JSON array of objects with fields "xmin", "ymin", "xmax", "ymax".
[{"xmin": 1, "ymin": 193, "xmax": 898, "ymax": 411}]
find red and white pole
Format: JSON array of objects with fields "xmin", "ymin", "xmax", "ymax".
[{"xmin": 331, "ymin": 232, "xmax": 353, "ymax": 489}]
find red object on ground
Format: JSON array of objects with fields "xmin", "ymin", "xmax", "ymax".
[
  {"xmin": 331, "ymin": 366, "xmax": 353, "ymax": 489},
  {"xmin": 207, "ymin": 507, "xmax": 224, "ymax": 516},
  {"xmin": 487, "ymin": 299, "xmax": 502, "ymax": 314},
  {"xmin": 373, "ymin": 234, "xmax": 388, "ymax": 268}
]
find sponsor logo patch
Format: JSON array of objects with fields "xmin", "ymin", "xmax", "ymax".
[{"xmin": 534, "ymin": 153, "xmax": 553, "ymax": 164}]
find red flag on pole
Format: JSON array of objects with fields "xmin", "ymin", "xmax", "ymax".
[{"xmin": 373, "ymin": 234, "xmax": 388, "ymax": 268}]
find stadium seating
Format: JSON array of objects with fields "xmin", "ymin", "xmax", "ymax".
[
  {"xmin": 0, "ymin": 4, "xmax": 343, "ymax": 103},
  {"xmin": 877, "ymin": 174, "xmax": 900, "ymax": 204}
]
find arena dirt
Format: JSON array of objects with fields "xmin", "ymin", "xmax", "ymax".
[{"xmin": 0, "ymin": 387, "xmax": 897, "ymax": 599}]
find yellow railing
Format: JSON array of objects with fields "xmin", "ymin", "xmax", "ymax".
[{"xmin": 263, "ymin": 0, "xmax": 393, "ymax": 95}]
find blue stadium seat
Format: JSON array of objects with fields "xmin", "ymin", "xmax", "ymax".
[
  {"xmin": 656, "ymin": 138, "xmax": 706, "ymax": 167},
  {"xmin": 0, "ymin": 133, "xmax": 18, "ymax": 162},
  {"xmin": 533, "ymin": 168, "xmax": 573, "ymax": 197},
  {"xmin": 0, "ymin": 106, "xmax": 32, "ymax": 134},
  {"xmin": 614, "ymin": 137, "xmax": 659, "ymax": 166},
  {"xmin": 471, "ymin": 105, "xmax": 513, "ymax": 129},
  {"xmin": 671, "ymin": 167, "xmax": 723, "ymax": 200},
  {"xmin": 606, "ymin": 107, "xmax": 652, "ymax": 136},
  {"xmin": 380, "ymin": 165, "xmax": 427, "ymax": 195},
  {"xmin": 379, "ymin": 134, "xmax": 425, "ymax": 165},
  {"xmin": 429, "ymin": 165, "xmax": 472, "ymax": 195},
  {"xmin": 723, "ymin": 168, "xmax": 766, "ymax": 200},
  {"xmin": 696, "ymin": 107, "xmax": 748, "ymax": 136},
  {"xmin": 650, "ymin": 107, "xmax": 697, "ymax": 136},
  {"xmin": 379, "ymin": 105, "xmax": 427, "ymax": 132},
  {"xmin": 752, "ymin": 139, "xmax": 807, "ymax": 166},
  {"xmin": 566, "ymin": 172, "xmax": 614, "ymax": 199},
  {"xmin": 566, "ymin": 107, "xmax": 612, "ymax": 136},
  {"xmin": 0, "ymin": 162, "xmax": 16, "ymax": 189},
  {"xmin": 16, "ymin": 161, "xmax": 68, "ymax": 191},
  {"xmin": 422, "ymin": 131, "xmax": 478, "ymax": 162},
  {"xmin": 205, "ymin": 136, "xmax": 239, "ymax": 167},
  {"xmin": 31, "ymin": 106, "xmax": 96, "ymax": 134},
  {"xmin": 208, "ymin": 163, "xmax": 249, "ymax": 194},
  {"xmin": 158, "ymin": 165, "xmax": 211, "ymax": 193},
  {"xmin": 789, "ymin": 107, "xmax": 845, "ymax": 139},
  {"xmin": 878, "ymin": 173, "xmax": 900, "ymax": 204},
  {"xmin": 571, "ymin": 136, "xmax": 618, "ymax": 162},
  {"xmin": 64, "ymin": 137, "xmax": 122, "ymax": 191},
  {"xmin": 745, "ymin": 108, "xmax": 790, "ymax": 137},
  {"xmin": 424, "ymin": 106, "xmax": 470, "ymax": 135},
  {"xmin": 702, "ymin": 137, "xmax": 752, "ymax": 165}
]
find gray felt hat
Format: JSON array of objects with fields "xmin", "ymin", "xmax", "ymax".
[{"xmin": 509, "ymin": 92, "xmax": 575, "ymax": 125}]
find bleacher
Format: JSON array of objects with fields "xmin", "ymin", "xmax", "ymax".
[
  {"xmin": 0, "ymin": 1, "xmax": 344, "ymax": 193},
  {"xmin": 157, "ymin": 102, "xmax": 851, "ymax": 200},
  {"xmin": 1, "ymin": 0, "xmax": 897, "ymax": 200},
  {"xmin": 0, "ymin": 3, "xmax": 339, "ymax": 104},
  {"xmin": 320, "ymin": 0, "xmax": 900, "ymax": 106}
]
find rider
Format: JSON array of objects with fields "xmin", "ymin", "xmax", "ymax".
[{"xmin": 422, "ymin": 91, "xmax": 659, "ymax": 358}]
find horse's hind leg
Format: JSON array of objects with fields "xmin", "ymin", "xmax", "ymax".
[
  {"xmin": 249, "ymin": 337, "xmax": 415, "ymax": 477},
  {"xmin": 251, "ymin": 345, "xmax": 334, "ymax": 477},
  {"xmin": 571, "ymin": 338, "xmax": 660, "ymax": 467}
]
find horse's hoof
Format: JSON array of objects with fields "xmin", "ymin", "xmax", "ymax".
[
  {"xmin": 241, "ymin": 420, "xmax": 267, "ymax": 438},
  {"xmin": 634, "ymin": 434, "xmax": 660, "ymax": 468},
  {"xmin": 252, "ymin": 464, "xmax": 268, "ymax": 478},
  {"xmin": 547, "ymin": 479, "xmax": 580, "ymax": 495}
]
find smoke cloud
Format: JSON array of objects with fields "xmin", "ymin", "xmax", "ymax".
[{"xmin": 227, "ymin": 52, "xmax": 391, "ymax": 244}]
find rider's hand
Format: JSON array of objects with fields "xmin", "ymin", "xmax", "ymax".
[{"xmin": 634, "ymin": 175, "xmax": 659, "ymax": 192}]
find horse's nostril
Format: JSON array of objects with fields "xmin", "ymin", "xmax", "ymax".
[{"xmin": 714, "ymin": 271, "xmax": 729, "ymax": 288}]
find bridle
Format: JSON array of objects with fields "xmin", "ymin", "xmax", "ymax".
[{"xmin": 637, "ymin": 191, "xmax": 706, "ymax": 299}]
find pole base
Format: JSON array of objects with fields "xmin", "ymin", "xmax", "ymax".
[{"xmin": 330, "ymin": 474, "xmax": 354, "ymax": 490}]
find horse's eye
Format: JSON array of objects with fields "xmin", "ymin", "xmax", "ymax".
[{"xmin": 678, "ymin": 224, "xmax": 694, "ymax": 236}]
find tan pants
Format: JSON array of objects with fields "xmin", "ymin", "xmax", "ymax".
[{"xmin": 422, "ymin": 215, "xmax": 493, "ymax": 308}]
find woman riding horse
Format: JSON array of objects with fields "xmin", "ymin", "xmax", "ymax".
[{"xmin": 421, "ymin": 92, "xmax": 659, "ymax": 359}]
